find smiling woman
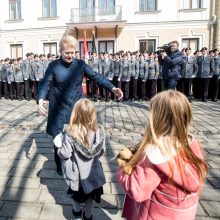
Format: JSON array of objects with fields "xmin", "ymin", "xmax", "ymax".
[{"xmin": 38, "ymin": 35, "xmax": 123, "ymax": 175}]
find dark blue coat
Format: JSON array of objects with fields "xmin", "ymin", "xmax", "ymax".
[
  {"xmin": 38, "ymin": 58, "xmax": 114, "ymax": 138},
  {"xmin": 162, "ymin": 50, "xmax": 183, "ymax": 80}
]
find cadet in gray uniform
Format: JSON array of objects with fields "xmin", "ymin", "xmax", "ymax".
[
  {"xmin": 22, "ymin": 53, "xmax": 32, "ymax": 100},
  {"xmin": 7, "ymin": 60, "xmax": 16, "ymax": 100},
  {"xmin": 101, "ymin": 52, "xmax": 114, "ymax": 102},
  {"xmin": 30, "ymin": 54, "xmax": 40, "ymax": 100},
  {"xmin": 119, "ymin": 53, "xmax": 131, "ymax": 101},
  {"xmin": 180, "ymin": 48, "xmax": 198, "ymax": 102},
  {"xmin": 129, "ymin": 52, "xmax": 139, "ymax": 101},
  {"xmin": 197, "ymin": 47, "xmax": 215, "ymax": 102},
  {"xmin": 209, "ymin": 48, "xmax": 220, "ymax": 101},
  {"xmin": 88, "ymin": 52, "xmax": 102, "ymax": 102},
  {"xmin": 138, "ymin": 54, "xmax": 148, "ymax": 101},
  {"xmin": 14, "ymin": 58, "xmax": 24, "ymax": 100},
  {"xmin": 2, "ymin": 58, "xmax": 10, "ymax": 99},
  {"xmin": 146, "ymin": 53, "xmax": 159, "ymax": 99},
  {"xmin": 0, "ymin": 60, "xmax": 4, "ymax": 99}
]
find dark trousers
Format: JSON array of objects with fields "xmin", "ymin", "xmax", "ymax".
[
  {"xmin": 24, "ymin": 80, "xmax": 30, "ymax": 100},
  {"xmin": 164, "ymin": 79, "xmax": 178, "ymax": 90},
  {"xmin": 208, "ymin": 75, "xmax": 219, "ymax": 100},
  {"xmin": 54, "ymin": 145, "xmax": 61, "ymax": 172},
  {"xmin": 121, "ymin": 81, "xmax": 129, "ymax": 100},
  {"xmin": 183, "ymin": 78, "xmax": 193, "ymax": 99},
  {"xmin": 29, "ymin": 80, "xmax": 38, "ymax": 99},
  {"xmin": 90, "ymin": 81, "xmax": 98, "ymax": 101},
  {"xmin": 157, "ymin": 78, "xmax": 164, "ymax": 93},
  {"xmin": 198, "ymin": 78, "xmax": 209, "ymax": 101},
  {"xmin": 3, "ymin": 82, "xmax": 9, "ymax": 99},
  {"xmin": 138, "ymin": 79, "xmax": 146, "ymax": 100},
  {"xmin": 86, "ymin": 79, "xmax": 91, "ymax": 97},
  {"xmin": 193, "ymin": 78, "xmax": 200, "ymax": 99},
  {"xmin": 8, "ymin": 82, "xmax": 16, "ymax": 99},
  {"xmin": 99, "ymin": 86, "xmax": 104, "ymax": 99},
  {"xmin": 16, "ymin": 82, "xmax": 23, "ymax": 99},
  {"xmin": 104, "ymin": 80, "xmax": 112, "ymax": 101},
  {"xmin": 112, "ymin": 76, "xmax": 121, "ymax": 100},
  {"xmin": 0, "ymin": 81, "xmax": 2, "ymax": 98},
  {"xmin": 129, "ymin": 77, "xmax": 138, "ymax": 99},
  {"xmin": 147, "ymin": 79, "xmax": 157, "ymax": 99}
]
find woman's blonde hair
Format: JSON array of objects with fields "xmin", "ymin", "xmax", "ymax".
[
  {"xmin": 67, "ymin": 98, "xmax": 98, "ymax": 147},
  {"xmin": 124, "ymin": 90, "xmax": 208, "ymax": 188},
  {"xmin": 59, "ymin": 36, "xmax": 77, "ymax": 50}
]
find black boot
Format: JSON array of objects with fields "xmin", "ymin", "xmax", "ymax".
[{"xmin": 82, "ymin": 211, "xmax": 92, "ymax": 220}]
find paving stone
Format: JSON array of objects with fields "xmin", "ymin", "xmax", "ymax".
[
  {"xmin": 0, "ymin": 201, "xmax": 42, "ymax": 219},
  {"xmin": 10, "ymin": 168, "xmax": 41, "ymax": 178},
  {"xmin": 40, "ymin": 178, "xmax": 68, "ymax": 191},
  {"xmin": 196, "ymin": 203, "xmax": 207, "ymax": 216},
  {"xmin": 7, "ymin": 177, "xmax": 41, "ymax": 189},
  {"xmin": 2, "ymin": 188, "xmax": 41, "ymax": 202},
  {"xmin": 208, "ymin": 169, "xmax": 220, "ymax": 178},
  {"xmin": 207, "ymin": 178, "xmax": 220, "ymax": 189},
  {"xmin": 111, "ymin": 183, "xmax": 124, "ymax": 195},
  {"xmin": 200, "ymin": 201, "xmax": 220, "ymax": 217},
  {"xmin": 38, "ymin": 189, "xmax": 72, "ymax": 205}
]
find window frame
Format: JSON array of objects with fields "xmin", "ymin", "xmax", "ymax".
[
  {"xmin": 139, "ymin": 0, "xmax": 157, "ymax": 12},
  {"xmin": 43, "ymin": 42, "xmax": 57, "ymax": 55},
  {"xmin": 98, "ymin": 40, "xmax": 115, "ymax": 54},
  {"xmin": 10, "ymin": 44, "xmax": 23, "ymax": 59},
  {"xmin": 181, "ymin": 38, "xmax": 199, "ymax": 51},
  {"xmin": 79, "ymin": 41, "xmax": 93, "ymax": 58},
  {"xmin": 42, "ymin": 0, "xmax": 57, "ymax": 17},
  {"xmin": 183, "ymin": 0, "xmax": 202, "ymax": 9},
  {"xmin": 139, "ymin": 39, "xmax": 156, "ymax": 53},
  {"xmin": 9, "ymin": 0, "xmax": 21, "ymax": 20}
]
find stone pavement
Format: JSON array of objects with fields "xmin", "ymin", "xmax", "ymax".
[{"xmin": 0, "ymin": 99, "xmax": 220, "ymax": 220}]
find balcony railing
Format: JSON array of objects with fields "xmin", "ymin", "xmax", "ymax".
[{"xmin": 70, "ymin": 5, "xmax": 122, "ymax": 23}]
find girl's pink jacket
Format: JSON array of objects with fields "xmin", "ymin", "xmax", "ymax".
[{"xmin": 116, "ymin": 136, "xmax": 205, "ymax": 220}]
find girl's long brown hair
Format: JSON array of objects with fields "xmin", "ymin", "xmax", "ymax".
[
  {"xmin": 67, "ymin": 98, "xmax": 98, "ymax": 147},
  {"xmin": 123, "ymin": 90, "xmax": 208, "ymax": 187}
]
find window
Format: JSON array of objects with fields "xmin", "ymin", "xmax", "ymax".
[
  {"xmin": 43, "ymin": 0, "xmax": 57, "ymax": 17},
  {"xmin": 98, "ymin": 0, "xmax": 115, "ymax": 15},
  {"xmin": 79, "ymin": 41, "xmax": 93, "ymax": 58},
  {"xmin": 9, "ymin": 0, "xmax": 21, "ymax": 20},
  {"xmin": 98, "ymin": 41, "xmax": 114, "ymax": 54},
  {"xmin": 10, "ymin": 44, "xmax": 23, "ymax": 58},
  {"xmin": 139, "ymin": 39, "xmax": 156, "ymax": 53},
  {"xmin": 140, "ymin": 0, "xmax": 157, "ymax": 12},
  {"xmin": 183, "ymin": 0, "xmax": 202, "ymax": 9},
  {"xmin": 43, "ymin": 43, "xmax": 57, "ymax": 55},
  {"xmin": 80, "ymin": 0, "xmax": 94, "ymax": 19},
  {"xmin": 182, "ymin": 38, "xmax": 199, "ymax": 52}
]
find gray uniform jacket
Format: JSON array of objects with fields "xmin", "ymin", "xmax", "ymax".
[
  {"xmin": 197, "ymin": 56, "xmax": 215, "ymax": 78},
  {"xmin": 2, "ymin": 64, "xmax": 10, "ymax": 82},
  {"xmin": 148, "ymin": 59, "xmax": 159, "ymax": 80},
  {"xmin": 7, "ymin": 67, "xmax": 15, "ymax": 83},
  {"xmin": 113, "ymin": 60, "xmax": 121, "ymax": 78},
  {"xmin": 57, "ymin": 126, "xmax": 106, "ymax": 194},
  {"xmin": 138, "ymin": 60, "xmax": 149, "ymax": 81},
  {"xmin": 44, "ymin": 60, "xmax": 50, "ymax": 72},
  {"xmin": 22, "ymin": 59, "xmax": 32, "ymax": 80},
  {"xmin": 130, "ymin": 59, "xmax": 139, "ymax": 79},
  {"xmin": 89, "ymin": 58, "xmax": 102, "ymax": 73},
  {"xmin": 14, "ymin": 64, "xmax": 24, "ymax": 82},
  {"xmin": 31, "ymin": 61, "xmax": 44, "ymax": 81},
  {"xmin": 181, "ymin": 56, "xmax": 198, "ymax": 78},
  {"xmin": 120, "ymin": 60, "xmax": 131, "ymax": 82},
  {"xmin": 0, "ymin": 64, "xmax": 3, "ymax": 81},
  {"xmin": 101, "ymin": 59, "xmax": 114, "ymax": 80},
  {"xmin": 213, "ymin": 57, "xmax": 220, "ymax": 76}
]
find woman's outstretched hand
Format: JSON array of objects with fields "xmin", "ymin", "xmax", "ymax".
[
  {"xmin": 112, "ymin": 87, "xmax": 123, "ymax": 100},
  {"xmin": 38, "ymin": 99, "xmax": 48, "ymax": 116}
]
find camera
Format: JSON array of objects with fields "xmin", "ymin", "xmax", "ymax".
[{"xmin": 156, "ymin": 44, "xmax": 170, "ymax": 55}]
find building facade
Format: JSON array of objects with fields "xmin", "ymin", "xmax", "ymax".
[{"xmin": 0, "ymin": 0, "xmax": 219, "ymax": 59}]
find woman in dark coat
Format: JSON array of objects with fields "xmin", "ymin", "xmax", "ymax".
[{"xmin": 38, "ymin": 36, "xmax": 123, "ymax": 174}]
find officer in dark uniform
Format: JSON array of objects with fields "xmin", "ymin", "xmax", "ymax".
[
  {"xmin": 101, "ymin": 52, "xmax": 114, "ymax": 102},
  {"xmin": 0, "ymin": 60, "xmax": 4, "ymax": 99},
  {"xmin": 209, "ymin": 48, "xmax": 220, "ymax": 101},
  {"xmin": 197, "ymin": 47, "xmax": 215, "ymax": 102},
  {"xmin": 112, "ymin": 52, "xmax": 122, "ymax": 100},
  {"xmin": 88, "ymin": 52, "xmax": 102, "ymax": 102},
  {"xmin": 2, "ymin": 58, "xmax": 10, "ymax": 99},
  {"xmin": 181, "ymin": 48, "xmax": 198, "ymax": 102},
  {"xmin": 129, "ymin": 52, "xmax": 139, "ymax": 101}
]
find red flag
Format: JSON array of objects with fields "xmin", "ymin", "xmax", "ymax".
[{"xmin": 83, "ymin": 30, "xmax": 89, "ymax": 63}]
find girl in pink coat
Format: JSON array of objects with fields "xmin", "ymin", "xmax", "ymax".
[{"xmin": 116, "ymin": 90, "xmax": 208, "ymax": 220}]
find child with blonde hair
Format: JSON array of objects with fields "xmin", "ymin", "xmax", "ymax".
[
  {"xmin": 116, "ymin": 90, "xmax": 208, "ymax": 220},
  {"xmin": 54, "ymin": 98, "xmax": 105, "ymax": 220}
]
